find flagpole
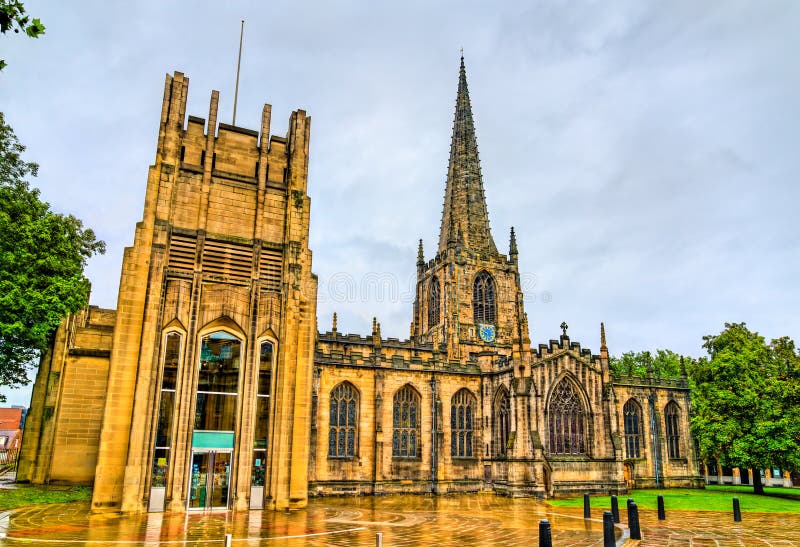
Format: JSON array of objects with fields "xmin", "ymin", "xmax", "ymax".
[{"xmin": 232, "ymin": 19, "xmax": 244, "ymax": 126}]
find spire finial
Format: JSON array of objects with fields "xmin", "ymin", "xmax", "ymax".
[
  {"xmin": 332, "ymin": 312, "xmax": 338, "ymax": 333},
  {"xmin": 460, "ymin": 47, "xmax": 464, "ymax": 60},
  {"xmin": 372, "ymin": 316, "xmax": 378, "ymax": 336},
  {"xmin": 417, "ymin": 239, "xmax": 424, "ymax": 267},
  {"xmin": 600, "ymin": 322, "xmax": 607, "ymax": 349},
  {"xmin": 560, "ymin": 321, "xmax": 568, "ymax": 336}
]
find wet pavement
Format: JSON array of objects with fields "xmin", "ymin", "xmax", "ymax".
[{"xmin": 0, "ymin": 493, "xmax": 798, "ymax": 546}]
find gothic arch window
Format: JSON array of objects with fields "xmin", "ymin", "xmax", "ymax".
[
  {"xmin": 623, "ymin": 398, "xmax": 644, "ymax": 459},
  {"xmin": 428, "ymin": 276, "xmax": 441, "ymax": 327},
  {"xmin": 493, "ymin": 387, "xmax": 511, "ymax": 457},
  {"xmin": 328, "ymin": 382, "xmax": 359, "ymax": 458},
  {"xmin": 665, "ymin": 401, "xmax": 681, "ymax": 458},
  {"xmin": 451, "ymin": 389, "xmax": 476, "ymax": 458},
  {"xmin": 473, "ymin": 271, "xmax": 496, "ymax": 325},
  {"xmin": 392, "ymin": 385, "xmax": 421, "ymax": 458},
  {"xmin": 548, "ymin": 379, "xmax": 587, "ymax": 455}
]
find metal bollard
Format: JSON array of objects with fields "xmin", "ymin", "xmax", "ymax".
[
  {"xmin": 627, "ymin": 497, "xmax": 634, "ymax": 511},
  {"xmin": 602, "ymin": 510, "xmax": 615, "ymax": 547},
  {"xmin": 539, "ymin": 518, "xmax": 553, "ymax": 547},
  {"xmin": 610, "ymin": 495, "xmax": 620, "ymax": 523},
  {"xmin": 584, "ymin": 492, "xmax": 591, "ymax": 518},
  {"xmin": 224, "ymin": 533, "xmax": 232, "ymax": 547},
  {"xmin": 657, "ymin": 494, "xmax": 666, "ymax": 520},
  {"xmin": 733, "ymin": 497, "xmax": 742, "ymax": 522},
  {"xmin": 628, "ymin": 501, "xmax": 642, "ymax": 540}
]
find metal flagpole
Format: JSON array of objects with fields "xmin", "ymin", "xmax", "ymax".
[{"xmin": 232, "ymin": 19, "xmax": 244, "ymax": 126}]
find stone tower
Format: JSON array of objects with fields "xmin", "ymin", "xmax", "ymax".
[
  {"xmin": 19, "ymin": 72, "xmax": 319, "ymax": 513},
  {"xmin": 412, "ymin": 56, "xmax": 531, "ymax": 368}
]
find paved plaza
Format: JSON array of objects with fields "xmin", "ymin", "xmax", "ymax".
[{"xmin": 0, "ymin": 493, "xmax": 798, "ymax": 546}]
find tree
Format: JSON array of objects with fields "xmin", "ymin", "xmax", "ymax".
[
  {"xmin": 689, "ymin": 323, "xmax": 800, "ymax": 495},
  {"xmin": 0, "ymin": 112, "xmax": 105, "ymax": 402},
  {"xmin": 609, "ymin": 349, "xmax": 688, "ymax": 379},
  {"xmin": 1, "ymin": 0, "xmax": 45, "ymax": 71}
]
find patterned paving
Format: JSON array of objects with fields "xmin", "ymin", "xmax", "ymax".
[{"xmin": 0, "ymin": 494, "xmax": 797, "ymax": 546}]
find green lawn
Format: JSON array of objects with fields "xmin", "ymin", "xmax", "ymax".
[
  {"xmin": 547, "ymin": 485, "xmax": 800, "ymax": 514},
  {"xmin": 0, "ymin": 485, "xmax": 92, "ymax": 510}
]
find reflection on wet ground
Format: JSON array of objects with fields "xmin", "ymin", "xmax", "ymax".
[{"xmin": 0, "ymin": 493, "xmax": 798, "ymax": 546}]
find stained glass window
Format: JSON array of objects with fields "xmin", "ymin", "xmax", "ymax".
[
  {"xmin": 392, "ymin": 385, "xmax": 421, "ymax": 458},
  {"xmin": 623, "ymin": 399, "xmax": 644, "ymax": 459},
  {"xmin": 665, "ymin": 401, "xmax": 681, "ymax": 458},
  {"xmin": 493, "ymin": 387, "xmax": 510, "ymax": 457},
  {"xmin": 547, "ymin": 380, "xmax": 587, "ymax": 455},
  {"xmin": 328, "ymin": 382, "xmax": 358, "ymax": 458},
  {"xmin": 473, "ymin": 271, "xmax": 496, "ymax": 325},
  {"xmin": 428, "ymin": 276, "xmax": 441, "ymax": 327},
  {"xmin": 451, "ymin": 389, "xmax": 476, "ymax": 458}
]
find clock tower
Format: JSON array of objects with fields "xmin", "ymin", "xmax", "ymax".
[{"xmin": 411, "ymin": 56, "xmax": 531, "ymax": 369}]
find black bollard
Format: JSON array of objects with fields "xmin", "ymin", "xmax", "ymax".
[
  {"xmin": 584, "ymin": 493, "xmax": 591, "ymax": 519},
  {"xmin": 733, "ymin": 497, "xmax": 742, "ymax": 522},
  {"xmin": 539, "ymin": 518, "xmax": 553, "ymax": 547},
  {"xmin": 603, "ymin": 510, "xmax": 615, "ymax": 547},
  {"xmin": 627, "ymin": 497, "xmax": 634, "ymax": 511},
  {"xmin": 611, "ymin": 495, "xmax": 620, "ymax": 523},
  {"xmin": 628, "ymin": 501, "xmax": 642, "ymax": 540},
  {"xmin": 657, "ymin": 494, "xmax": 666, "ymax": 520}
]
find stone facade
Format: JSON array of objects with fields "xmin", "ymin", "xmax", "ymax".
[{"xmin": 19, "ymin": 58, "xmax": 702, "ymax": 513}]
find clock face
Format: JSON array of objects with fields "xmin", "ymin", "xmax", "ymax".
[{"xmin": 479, "ymin": 324, "xmax": 496, "ymax": 343}]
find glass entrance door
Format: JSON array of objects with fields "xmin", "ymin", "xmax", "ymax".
[{"xmin": 189, "ymin": 450, "xmax": 231, "ymax": 510}]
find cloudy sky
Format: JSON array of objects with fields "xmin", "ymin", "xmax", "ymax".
[{"xmin": 2, "ymin": 1, "xmax": 799, "ymax": 405}]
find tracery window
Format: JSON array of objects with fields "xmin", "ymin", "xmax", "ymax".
[
  {"xmin": 493, "ymin": 387, "xmax": 511, "ymax": 457},
  {"xmin": 623, "ymin": 399, "xmax": 644, "ymax": 459},
  {"xmin": 392, "ymin": 385, "xmax": 421, "ymax": 458},
  {"xmin": 665, "ymin": 401, "xmax": 681, "ymax": 458},
  {"xmin": 451, "ymin": 389, "xmax": 476, "ymax": 458},
  {"xmin": 328, "ymin": 382, "xmax": 359, "ymax": 458},
  {"xmin": 428, "ymin": 276, "xmax": 441, "ymax": 327},
  {"xmin": 548, "ymin": 380, "xmax": 587, "ymax": 455},
  {"xmin": 473, "ymin": 271, "xmax": 496, "ymax": 325}
]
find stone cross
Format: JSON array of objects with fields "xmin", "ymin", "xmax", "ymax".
[{"xmin": 560, "ymin": 321, "xmax": 568, "ymax": 336}]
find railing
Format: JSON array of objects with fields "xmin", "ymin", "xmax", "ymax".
[{"xmin": 0, "ymin": 447, "xmax": 20, "ymax": 470}]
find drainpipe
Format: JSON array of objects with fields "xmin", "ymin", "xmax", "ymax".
[
  {"xmin": 430, "ymin": 374, "xmax": 438, "ymax": 494},
  {"xmin": 648, "ymin": 393, "xmax": 660, "ymax": 489}
]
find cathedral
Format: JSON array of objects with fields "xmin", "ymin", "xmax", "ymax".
[{"xmin": 18, "ymin": 57, "xmax": 702, "ymax": 513}]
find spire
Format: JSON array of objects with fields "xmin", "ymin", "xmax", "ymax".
[
  {"xmin": 438, "ymin": 55, "xmax": 497, "ymax": 255},
  {"xmin": 417, "ymin": 239, "xmax": 425, "ymax": 269}
]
